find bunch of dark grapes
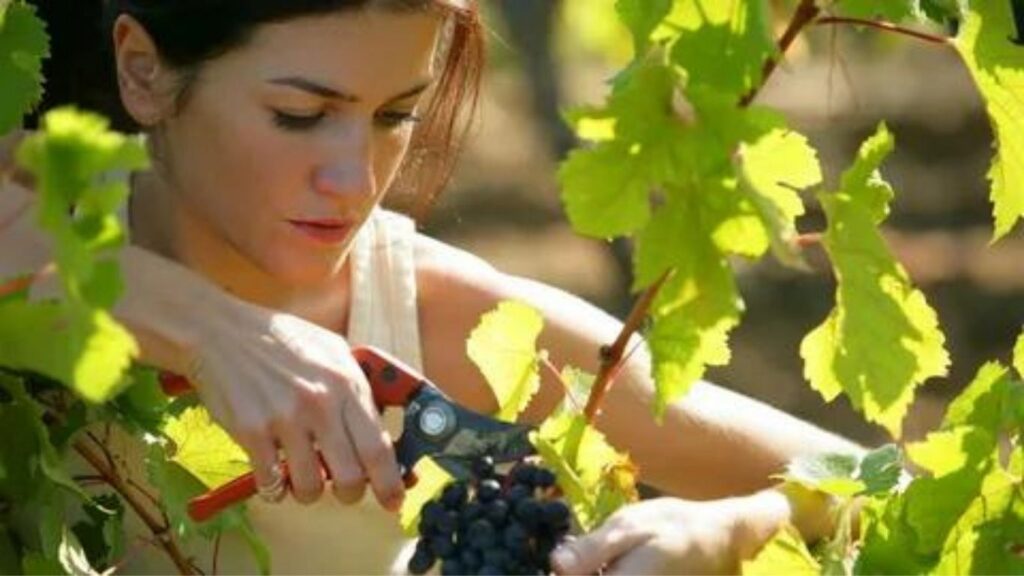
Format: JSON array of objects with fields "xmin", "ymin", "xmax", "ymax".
[{"xmin": 408, "ymin": 456, "xmax": 573, "ymax": 575}]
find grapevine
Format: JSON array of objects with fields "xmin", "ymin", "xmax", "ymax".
[{"xmin": 1, "ymin": 0, "xmax": 1023, "ymax": 574}]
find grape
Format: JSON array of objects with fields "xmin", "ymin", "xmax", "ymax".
[{"xmin": 409, "ymin": 455, "xmax": 574, "ymax": 576}]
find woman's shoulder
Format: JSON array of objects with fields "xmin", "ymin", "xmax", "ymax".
[{"xmin": 412, "ymin": 230, "xmax": 508, "ymax": 300}]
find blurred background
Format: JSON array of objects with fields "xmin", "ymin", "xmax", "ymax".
[{"xmin": 390, "ymin": 0, "xmax": 1024, "ymax": 448}]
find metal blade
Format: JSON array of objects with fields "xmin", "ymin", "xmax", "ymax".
[{"xmin": 394, "ymin": 386, "xmax": 535, "ymax": 480}]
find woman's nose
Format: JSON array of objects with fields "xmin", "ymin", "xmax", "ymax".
[
  {"xmin": 311, "ymin": 126, "xmax": 375, "ymax": 200},
  {"xmin": 312, "ymin": 162, "xmax": 375, "ymax": 201}
]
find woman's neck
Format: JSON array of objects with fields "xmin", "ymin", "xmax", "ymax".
[{"xmin": 127, "ymin": 171, "xmax": 352, "ymax": 334}]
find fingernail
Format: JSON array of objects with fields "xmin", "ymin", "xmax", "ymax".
[
  {"xmin": 551, "ymin": 546, "xmax": 577, "ymax": 573},
  {"xmin": 387, "ymin": 492, "xmax": 405, "ymax": 512}
]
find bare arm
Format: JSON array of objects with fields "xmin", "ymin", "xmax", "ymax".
[
  {"xmin": 416, "ymin": 235, "xmax": 860, "ymax": 569},
  {"xmin": 416, "ymin": 234, "xmax": 861, "ymax": 497}
]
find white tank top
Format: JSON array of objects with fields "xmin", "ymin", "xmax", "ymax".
[{"xmin": 107, "ymin": 204, "xmax": 425, "ymax": 574}]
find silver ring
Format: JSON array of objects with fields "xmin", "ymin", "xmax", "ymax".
[{"xmin": 257, "ymin": 463, "xmax": 287, "ymax": 502}]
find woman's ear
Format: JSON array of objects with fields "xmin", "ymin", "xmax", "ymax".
[{"xmin": 112, "ymin": 14, "xmax": 174, "ymax": 127}]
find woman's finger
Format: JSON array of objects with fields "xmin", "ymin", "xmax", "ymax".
[
  {"xmin": 316, "ymin": 423, "xmax": 368, "ymax": 505},
  {"xmin": 234, "ymin": 428, "xmax": 286, "ymax": 503},
  {"xmin": 550, "ymin": 516, "xmax": 651, "ymax": 575},
  {"xmin": 341, "ymin": 388, "xmax": 405, "ymax": 512},
  {"xmin": 276, "ymin": 425, "xmax": 325, "ymax": 504}
]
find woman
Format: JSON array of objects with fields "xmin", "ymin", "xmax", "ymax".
[{"xmin": 1, "ymin": 1, "xmax": 861, "ymax": 573}]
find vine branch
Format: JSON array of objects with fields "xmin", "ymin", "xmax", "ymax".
[
  {"xmin": 73, "ymin": 440, "xmax": 195, "ymax": 575},
  {"xmin": 815, "ymin": 16, "xmax": 951, "ymax": 45},
  {"xmin": 741, "ymin": 0, "xmax": 822, "ymax": 107},
  {"xmin": 582, "ymin": 0, "xmax": 825, "ymax": 425}
]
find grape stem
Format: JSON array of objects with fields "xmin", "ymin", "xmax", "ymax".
[
  {"xmin": 815, "ymin": 16, "xmax": 951, "ymax": 45},
  {"xmin": 584, "ymin": 0, "xmax": 825, "ymax": 425}
]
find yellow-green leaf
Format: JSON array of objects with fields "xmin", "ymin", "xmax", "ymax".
[
  {"xmin": 466, "ymin": 300, "xmax": 544, "ymax": 422},
  {"xmin": 532, "ymin": 412, "xmax": 638, "ymax": 531},
  {"xmin": 741, "ymin": 524, "xmax": 820, "ymax": 576},
  {"xmin": 953, "ymin": 0, "xmax": 1024, "ymax": 240},
  {"xmin": 737, "ymin": 128, "xmax": 821, "ymax": 269},
  {"xmin": 162, "ymin": 406, "xmax": 250, "ymax": 489},
  {"xmin": 906, "ymin": 427, "xmax": 985, "ymax": 477},
  {"xmin": 801, "ymin": 123, "xmax": 949, "ymax": 438},
  {"xmin": 399, "ymin": 458, "xmax": 452, "ymax": 536}
]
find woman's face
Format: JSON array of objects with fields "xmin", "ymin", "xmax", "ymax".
[{"xmin": 153, "ymin": 10, "xmax": 443, "ymax": 285}]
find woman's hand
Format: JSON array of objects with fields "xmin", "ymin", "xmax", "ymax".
[
  {"xmin": 550, "ymin": 488, "xmax": 832, "ymax": 575},
  {"xmin": 550, "ymin": 495, "xmax": 786, "ymax": 575},
  {"xmin": 185, "ymin": 300, "xmax": 406, "ymax": 511}
]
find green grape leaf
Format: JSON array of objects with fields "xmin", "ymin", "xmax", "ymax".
[
  {"xmin": 637, "ymin": 191, "xmax": 742, "ymax": 417},
  {"xmin": 0, "ymin": 1, "xmax": 48, "ymax": 134},
  {"xmin": 0, "ymin": 382, "xmax": 47, "ymax": 501},
  {"xmin": 903, "ymin": 426, "xmax": 997, "ymax": 553},
  {"xmin": 21, "ymin": 553, "xmax": 63, "ymax": 576},
  {"xmin": 934, "ymin": 467, "xmax": 1024, "ymax": 574},
  {"xmin": 665, "ymin": 0, "xmax": 776, "ymax": 98},
  {"xmin": 558, "ymin": 141, "xmax": 655, "ymax": 238},
  {"xmin": 5, "ymin": 108, "xmax": 148, "ymax": 403},
  {"xmin": 556, "ymin": 365, "xmax": 595, "ymax": 415},
  {"xmin": 778, "ymin": 451, "xmax": 863, "ymax": 497},
  {"xmin": 737, "ymin": 127, "xmax": 822, "ymax": 268},
  {"xmin": 0, "ymin": 526, "xmax": 19, "ymax": 574},
  {"xmin": 855, "ymin": 496, "xmax": 937, "ymax": 574},
  {"xmin": 560, "ymin": 62, "xmax": 680, "ymax": 238},
  {"xmin": 532, "ymin": 412, "xmax": 638, "ymax": 531},
  {"xmin": 0, "ymin": 302, "xmax": 137, "ymax": 403},
  {"xmin": 919, "ymin": 0, "xmax": 965, "ymax": 24},
  {"xmin": 399, "ymin": 457, "xmax": 453, "ymax": 535},
  {"xmin": 615, "ymin": 0, "xmax": 671, "ymax": 55},
  {"xmin": 835, "ymin": 0, "xmax": 923, "ymax": 21},
  {"xmin": 108, "ymin": 365, "xmax": 170, "ymax": 436},
  {"xmin": 953, "ymin": 0, "xmax": 1024, "ymax": 240},
  {"xmin": 161, "ymin": 406, "xmax": 250, "ymax": 489},
  {"xmin": 145, "ymin": 444, "xmax": 270, "ymax": 574},
  {"xmin": 1014, "ymin": 330, "xmax": 1024, "ymax": 379},
  {"xmin": 466, "ymin": 300, "xmax": 544, "ymax": 422},
  {"xmin": 0, "ymin": 373, "xmax": 88, "ymax": 502},
  {"xmin": 801, "ymin": 124, "xmax": 949, "ymax": 437},
  {"xmin": 941, "ymin": 361, "xmax": 1016, "ymax": 432},
  {"xmin": 858, "ymin": 444, "xmax": 905, "ymax": 495},
  {"xmin": 71, "ymin": 494, "xmax": 124, "ymax": 570},
  {"xmin": 906, "ymin": 426, "xmax": 993, "ymax": 476},
  {"xmin": 778, "ymin": 444, "xmax": 902, "ymax": 497},
  {"xmin": 741, "ymin": 524, "xmax": 820, "ymax": 575}
]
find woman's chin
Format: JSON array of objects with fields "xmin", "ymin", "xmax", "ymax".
[{"xmin": 269, "ymin": 257, "xmax": 348, "ymax": 287}]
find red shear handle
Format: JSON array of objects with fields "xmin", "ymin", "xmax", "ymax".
[
  {"xmin": 187, "ymin": 449, "xmax": 418, "ymax": 522},
  {"xmin": 188, "ymin": 469, "xmax": 263, "ymax": 523},
  {"xmin": 350, "ymin": 346, "xmax": 425, "ymax": 408}
]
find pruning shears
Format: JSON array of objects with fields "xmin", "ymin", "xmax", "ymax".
[{"xmin": 158, "ymin": 346, "xmax": 536, "ymax": 522}]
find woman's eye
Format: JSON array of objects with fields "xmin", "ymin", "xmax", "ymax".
[
  {"xmin": 375, "ymin": 111, "xmax": 422, "ymax": 130},
  {"xmin": 272, "ymin": 110, "xmax": 326, "ymax": 131}
]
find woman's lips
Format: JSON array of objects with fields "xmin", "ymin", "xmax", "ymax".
[{"xmin": 289, "ymin": 220, "xmax": 353, "ymax": 245}]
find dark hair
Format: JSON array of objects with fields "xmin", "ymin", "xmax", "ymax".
[{"xmin": 26, "ymin": 0, "xmax": 484, "ymax": 216}]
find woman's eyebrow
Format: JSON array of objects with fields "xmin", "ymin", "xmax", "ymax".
[{"xmin": 266, "ymin": 76, "xmax": 434, "ymax": 103}]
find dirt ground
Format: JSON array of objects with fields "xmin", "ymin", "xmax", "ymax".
[{"xmin": 395, "ymin": 25, "xmax": 1024, "ymax": 449}]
